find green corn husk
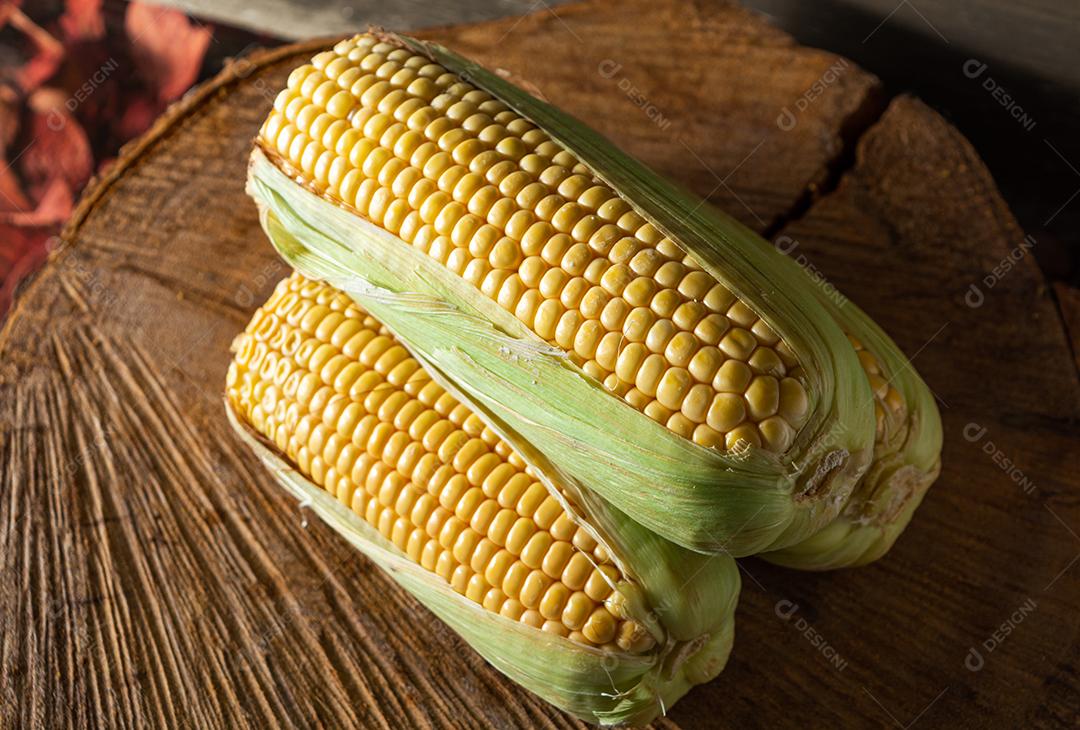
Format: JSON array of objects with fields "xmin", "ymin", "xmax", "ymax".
[
  {"xmin": 246, "ymin": 32, "xmax": 942, "ymax": 562},
  {"xmin": 762, "ymin": 300, "xmax": 942, "ymax": 569},
  {"xmin": 225, "ymin": 337, "xmax": 739, "ymax": 725}
]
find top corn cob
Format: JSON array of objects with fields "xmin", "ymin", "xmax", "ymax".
[
  {"xmin": 260, "ymin": 35, "xmax": 810, "ymax": 454},
  {"xmin": 246, "ymin": 32, "xmax": 941, "ymax": 561},
  {"xmin": 763, "ymin": 301, "xmax": 942, "ymax": 568}
]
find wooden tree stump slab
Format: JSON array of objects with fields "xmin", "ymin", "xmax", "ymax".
[{"xmin": 1, "ymin": 1, "xmax": 1076, "ymax": 727}]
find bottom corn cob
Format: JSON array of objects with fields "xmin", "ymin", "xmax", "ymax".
[
  {"xmin": 227, "ymin": 272, "xmax": 652, "ymax": 651},
  {"xmin": 226, "ymin": 272, "xmax": 742, "ymax": 725}
]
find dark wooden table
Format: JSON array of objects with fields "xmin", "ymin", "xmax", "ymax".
[{"xmin": 2, "ymin": 0, "xmax": 1077, "ymax": 726}]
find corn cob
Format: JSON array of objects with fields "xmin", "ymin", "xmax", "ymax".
[
  {"xmin": 246, "ymin": 32, "xmax": 941, "ymax": 560},
  {"xmin": 259, "ymin": 38, "xmax": 808, "ymax": 454},
  {"xmin": 229, "ymin": 273, "xmax": 648, "ymax": 649},
  {"xmin": 226, "ymin": 273, "xmax": 739, "ymax": 724}
]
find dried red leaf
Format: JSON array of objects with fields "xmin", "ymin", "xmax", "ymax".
[
  {"xmin": 20, "ymin": 88, "xmax": 94, "ymax": 198},
  {"xmin": 0, "ymin": 224, "xmax": 53, "ymax": 317},
  {"xmin": 0, "ymin": 224, "xmax": 42, "ymax": 275},
  {"xmin": 0, "ymin": 164, "xmax": 31, "ymax": 213},
  {"xmin": 0, "ymin": 174, "xmax": 71, "ymax": 317},
  {"xmin": 125, "ymin": 2, "xmax": 211, "ymax": 103},
  {"xmin": 6, "ymin": 8, "xmax": 65, "ymax": 93},
  {"xmin": 115, "ymin": 92, "xmax": 158, "ymax": 141},
  {"xmin": 0, "ymin": 96, "xmax": 20, "ymax": 156},
  {"xmin": 0, "ymin": 175, "xmax": 73, "ymax": 226},
  {"xmin": 0, "ymin": 4, "xmax": 18, "ymax": 32},
  {"xmin": 59, "ymin": 0, "xmax": 105, "ymax": 42},
  {"xmin": 47, "ymin": 41, "xmax": 123, "ymax": 137}
]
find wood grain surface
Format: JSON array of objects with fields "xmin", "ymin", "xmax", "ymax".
[{"xmin": 1, "ymin": 1, "xmax": 1077, "ymax": 727}]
